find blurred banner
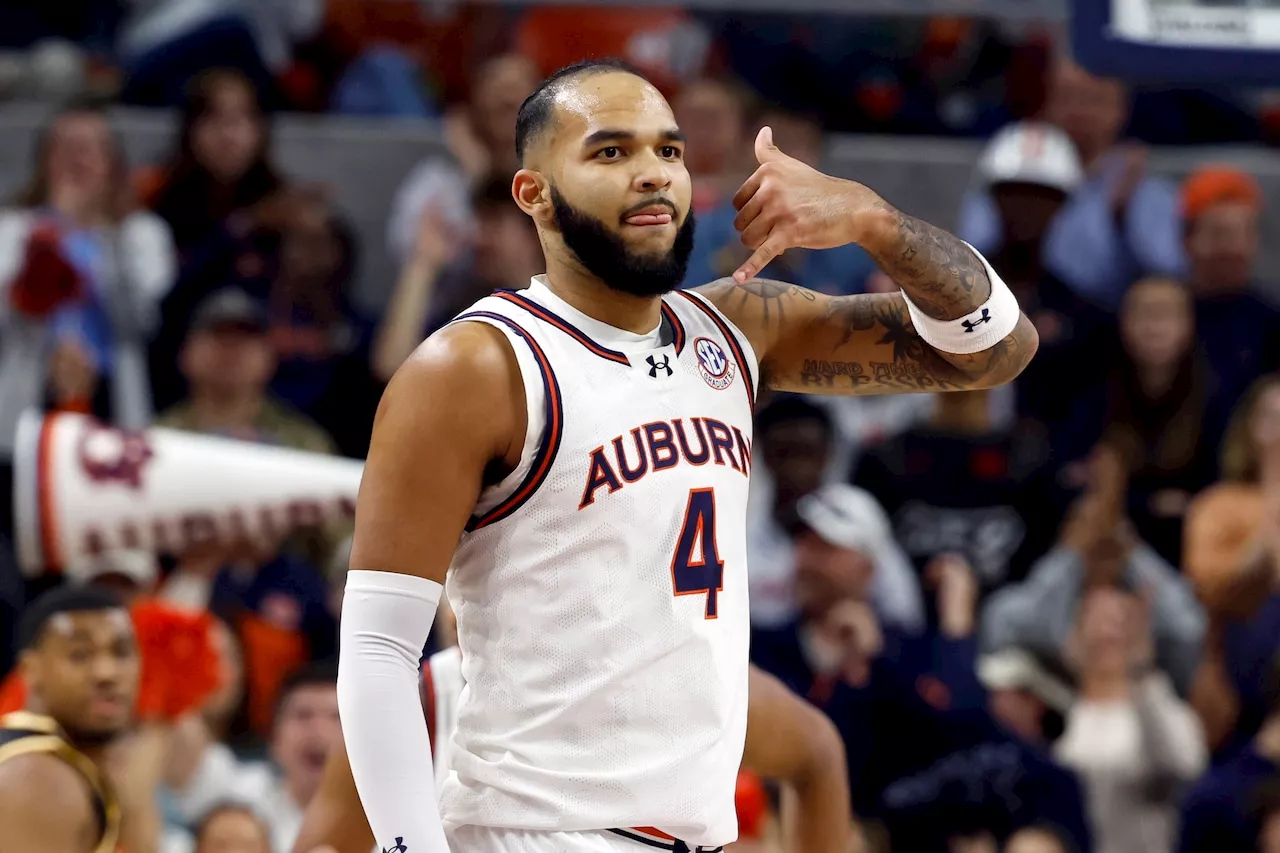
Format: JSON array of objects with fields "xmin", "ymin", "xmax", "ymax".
[{"xmin": 12, "ymin": 411, "xmax": 362, "ymax": 577}]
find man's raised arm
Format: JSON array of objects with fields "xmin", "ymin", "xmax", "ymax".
[
  {"xmin": 697, "ymin": 127, "xmax": 1037, "ymax": 395},
  {"xmin": 337, "ymin": 321, "xmax": 524, "ymax": 853}
]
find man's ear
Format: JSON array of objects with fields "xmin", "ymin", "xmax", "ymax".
[{"xmin": 512, "ymin": 170, "xmax": 552, "ymax": 225}]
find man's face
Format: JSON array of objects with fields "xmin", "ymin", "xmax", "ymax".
[
  {"xmin": 672, "ymin": 79, "xmax": 744, "ymax": 175},
  {"xmin": 270, "ymin": 683, "xmax": 341, "ymax": 804},
  {"xmin": 991, "ymin": 182, "xmax": 1067, "ymax": 248},
  {"xmin": 1185, "ymin": 201, "xmax": 1258, "ymax": 293},
  {"xmin": 181, "ymin": 324, "xmax": 276, "ymax": 398},
  {"xmin": 471, "ymin": 54, "xmax": 539, "ymax": 154},
  {"xmin": 531, "ymin": 72, "xmax": 696, "ymax": 297},
  {"xmin": 22, "ymin": 609, "xmax": 139, "ymax": 745},
  {"xmin": 793, "ymin": 530, "xmax": 874, "ymax": 612},
  {"xmin": 759, "ymin": 420, "xmax": 830, "ymax": 507}
]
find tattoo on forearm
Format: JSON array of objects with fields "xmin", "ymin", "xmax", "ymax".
[
  {"xmin": 696, "ymin": 278, "xmax": 1032, "ymax": 396},
  {"xmin": 865, "ymin": 208, "xmax": 993, "ymax": 321}
]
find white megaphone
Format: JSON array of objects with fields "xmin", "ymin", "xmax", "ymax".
[{"xmin": 12, "ymin": 410, "xmax": 363, "ymax": 577}]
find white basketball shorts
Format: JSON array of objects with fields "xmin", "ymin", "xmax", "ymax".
[{"xmin": 446, "ymin": 826, "xmax": 726, "ymax": 853}]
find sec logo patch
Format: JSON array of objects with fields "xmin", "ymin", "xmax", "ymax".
[{"xmin": 694, "ymin": 336, "xmax": 735, "ymax": 391}]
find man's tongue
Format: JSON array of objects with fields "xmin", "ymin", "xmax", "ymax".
[{"xmin": 625, "ymin": 212, "xmax": 672, "ymax": 226}]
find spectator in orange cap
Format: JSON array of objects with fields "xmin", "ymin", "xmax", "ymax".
[{"xmin": 1181, "ymin": 164, "xmax": 1280, "ymax": 413}]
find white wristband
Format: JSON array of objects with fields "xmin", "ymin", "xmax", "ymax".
[{"xmin": 898, "ymin": 243, "xmax": 1020, "ymax": 355}]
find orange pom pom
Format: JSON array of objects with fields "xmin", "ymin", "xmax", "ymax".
[{"xmin": 130, "ymin": 600, "xmax": 223, "ymax": 722}]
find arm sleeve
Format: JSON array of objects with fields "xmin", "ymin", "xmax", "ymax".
[{"xmin": 338, "ymin": 569, "xmax": 449, "ymax": 852}]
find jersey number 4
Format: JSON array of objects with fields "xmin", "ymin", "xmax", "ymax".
[{"xmin": 671, "ymin": 488, "xmax": 724, "ymax": 619}]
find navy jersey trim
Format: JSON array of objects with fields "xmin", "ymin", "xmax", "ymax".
[
  {"xmin": 661, "ymin": 301, "xmax": 687, "ymax": 355},
  {"xmin": 494, "ymin": 291, "xmax": 631, "ymax": 365},
  {"xmin": 674, "ymin": 292, "xmax": 757, "ymax": 411},
  {"xmin": 455, "ymin": 311, "xmax": 565, "ymax": 531}
]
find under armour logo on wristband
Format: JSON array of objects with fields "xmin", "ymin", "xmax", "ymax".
[
  {"xmin": 961, "ymin": 308, "xmax": 991, "ymax": 333},
  {"xmin": 383, "ymin": 838, "xmax": 408, "ymax": 853}
]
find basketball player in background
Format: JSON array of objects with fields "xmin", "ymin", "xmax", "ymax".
[
  {"xmin": 296, "ymin": 660, "xmax": 851, "ymax": 853},
  {"xmin": 0, "ymin": 587, "xmax": 153, "ymax": 853},
  {"xmin": 339, "ymin": 59, "xmax": 1037, "ymax": 853}
]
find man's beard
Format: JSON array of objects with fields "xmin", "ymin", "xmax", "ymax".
[
  {"xmin": 61, "ymin": 721, "xmax": 125, "ymax": 750},
  {"xmin": 551, "ymin": 186, "xmax": 696, "ymax": 297}
]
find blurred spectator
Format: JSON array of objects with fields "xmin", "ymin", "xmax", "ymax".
[
  {"xmin": 1055, "ymin": 277, "xmax": 1223, "ymax": 565},
  {"xmin": 1255, "ymin": 781, "xmax": 1280, "ymax": 853},
  {"xmin": 189, "ymin": 802, "xmax": 272, "ymax": 853},
  {"xmin": 159, "ymin": 288, "xmax": 334, "ymax": 454},
  {"xmin": 372, "ymin": 175, "xmax": 541, "ymax": 383},
  {"xmin": 672, "ymin": 76, "xmax": 752, "ymax": 214},
  {"xmin": 981, "ymin": 447, "xmax": 1205, "ymax": 694},
  {"xmin": 1179, "ymin": 659, "xmax": 1280, "ymax": 853},
  {"xmin": 261, "ymin": 201, "xmax": 379, "ymax": 459},
  {"xmin": 385, "ymin": 54, "xmax": 538, "ymax": 268},
  {"xmin": 1003, "ymin": 825, "xmax": 1074, "ymax": 853},
  {"xmin": 0, "ymin": 100, "xmax": 175, "ymax": 452},
  {"xmin": 117, "ymin": 0, "xmax": 324, "ymax": 107},
  {"xmin": 747, "ymin": 398, "xmax": 924, "ymax": 634},
  {"xmin": 1054, "ymin": 587, "xmax": 1206, "ymax": 853},
  {"xmin": 157, "ymin": 288, "xmax": 340, "ymax": 732},
  {"xmin": 852, "ymin": 388, "xmax": 1061, "ymax": 598},
  {"xmin": 167, "ymin": 662, "xmax": 341, "ymax": 853},
  {"xmin": 145, "ymin": 68, "xmax": 285, "ymax": 256},
  {"xmin": 1180, "ymin": 165, "xmax": 1280, "ymax": 412},
  {"xmin": 965, "ymin": 121, "xmax": 1116, "ymax": 424},
  {"xmin": 682, "ymin": 103, "xmax": 874, "ymax": 295},
  {"xmin": 961, "ymin": 60, "xmax": 1185, "ymax": 308},
  {"xmin": 1186, "ymin": 376, "xmax": 1280, "ymax": 754},
  {"xmin": 875, "ymin": 561, "xmax": 1092, "ymax": 853}
]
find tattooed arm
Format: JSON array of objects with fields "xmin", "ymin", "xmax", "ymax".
[
  {"xmin": 696, "ymin": 272, "xmax": 1037, "ymax": 396},
  {"xmin": 715, "ymin": 127, "xmax": 1037, "ymax": 395}
]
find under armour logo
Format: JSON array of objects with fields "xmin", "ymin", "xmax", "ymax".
[
  {"xmin": 961, "ymin": 308, "xmax": 991, "ymax": 333},
  {"xmin": 382, "ymin": 838, "xmax": 408, "ymax": 853},
  {"xmin": 647, "ymin": 354, "xmax": 673, "ymax": 378}
]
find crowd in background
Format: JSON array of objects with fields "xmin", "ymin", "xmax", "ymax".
[{"xmin": 0, "ymin": 2, "xmax": 1279, "ymax": 853}]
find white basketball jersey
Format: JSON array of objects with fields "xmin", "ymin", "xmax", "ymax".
[
  {"xmin": 422, "ymin": 646, "xmax": 464, "ymax": 789},
  {"xmin": 437, "ymin": 277, "xmax": 757, "ymax": 847}
]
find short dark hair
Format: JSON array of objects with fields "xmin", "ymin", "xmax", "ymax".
[
  {"xmin": 515, "ymin": 58, "xmax": 648, "ymax": 164},
  {"xmin": 18, "ymin": 585, "xmax": 127, "ymax": 651},
  {"xmin": 755, "ymin": 394, "xmax": 833, "ymax": 440},
  {"xmin": 275, "ymin": 660, "xmax": 338, "ymax": 718}
]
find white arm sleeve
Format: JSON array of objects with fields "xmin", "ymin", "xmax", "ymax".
[{"xmin": 338, "ymin": 570, "xmax": 449, "ymax": 852}]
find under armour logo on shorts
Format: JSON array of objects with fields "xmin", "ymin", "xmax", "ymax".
[
  {"xmin": 647, "ymin": 354, "xmax": 673, "ymax": 377},
  {"xmin": 961, "ymin": 308, "xmax": 991, "ymax": 333},
  {"xmin": 383, "ymin": 838, "xmax": 408, "ymax": 853}
]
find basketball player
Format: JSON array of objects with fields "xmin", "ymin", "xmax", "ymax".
[
  {"xmin": 0, "ymin": 587, "xmax": 138, "ymax": 853},
  {"xmin": 338, "ymin": 59, "xmax": 1037, "ymax": 853},
  {"xmin": 296, "ymin": 657, "xmax": 850, "ymax": 853}
]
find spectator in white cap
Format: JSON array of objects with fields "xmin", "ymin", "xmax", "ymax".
[
  {"xmin": 747, "ymin": 397, "xmax": 923, "ymax": 636},
  {"xmin": 960, "ymin": 61, "xmax": 1186, "ymax": 310},
  {"xmin": 966, "ymin": 121, "xmax": 1118, "ymax": 427},
  {"xmin": 792, "ymin": 483, "xmax": 923, "ymax": 637}
]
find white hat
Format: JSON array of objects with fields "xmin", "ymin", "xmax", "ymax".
[
  {"xmin": 976, "ymin": 648, "xmax": 1075, "ymax": 712},
  {"xmin": 977, "ymin": 121, "xmax": 1084, "ymax": 194},
  {"xmin": 65, "ymin": 548, "xmax": 158, "ymax": 588},
  {"xmin": 795, "ymin": 484, "xmax": 893, "ymax": 556}
]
